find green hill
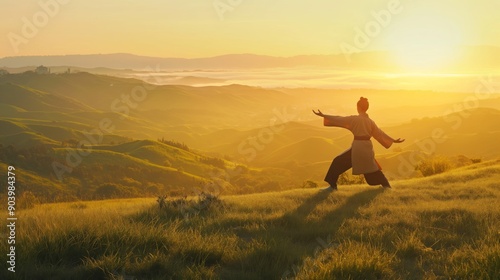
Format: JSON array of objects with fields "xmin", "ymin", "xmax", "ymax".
[
  {"xmin": 0, "ymin": 119, "xmax": 29, "ymax": 135},
  {"xmin": 94, "ymin": 139, "xmax": 230, "ymax": 177},
  {"xmin": 3, "ymin": 159, "xmax": 499, "ymax": 279},
  {"xmin": 0, "ymin": 140, "xmax": 213, "ymax": 200},
  {"xmin": 0, "ymin": 103, "xmax": 27, "ymax": 114},
  {"xmin": 0, "ymin": 119, "xmax": 130, "ymax": 147},
  {"xmin": 0, "ymin": 83, "xmax": 93, "ymax": 112},
  {"xmin": 0, "ymin": 81, "xmax": 168, "ymax": 143},
  {"xmin": 0, "ymin": 132, "xmax": 59, "ymax": 148},
  {"xmin": 0, "ymin": 138, "xmax": 289, "ymax": 201}
]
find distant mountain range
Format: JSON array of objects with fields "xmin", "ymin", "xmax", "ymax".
[
  {"xmin": 0, "ymin": 52, "xmax": 389, "ymax": 70},
  {"xmin": 1, "ymin": 46, "xmax": 499, "ymax": 71}
]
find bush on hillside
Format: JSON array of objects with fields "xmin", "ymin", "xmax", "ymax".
[
  {"xmin": 302, "ymin": 180, "xmax": 319, "ymax": 188},
  {"xmin": 338, "ymin": 173, "xmax": 367, "ymax": 185},
  {"xmin": 416, "ymin": 156, "xmax": 453, "ymax": 177},
  {"xmin": 17, "ymin": 191, "xmax": 40, "ymax": 210},
  {"xmin": 155, "ymin": 191, "xmax": 225, "ymax": 219}
]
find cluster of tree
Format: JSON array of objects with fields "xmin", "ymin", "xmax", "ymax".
[
  {"xmin": 198, "ymin": 156, "xmax": 225, "ymax": 169},
  {"xmin": 157, "ymin": 138, "xmax": 190, "ymax": 151}
]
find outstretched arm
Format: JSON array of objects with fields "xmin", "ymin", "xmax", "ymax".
[
  {"xmin": 313, "ymin": 109, "xmax": 353, "ymax": 129},
  {"xmin": 372, "ymin": 125, "xmax": 404, "ymax": 148}
]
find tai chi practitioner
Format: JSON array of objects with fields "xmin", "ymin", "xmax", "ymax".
[{"xmin": 313, "ymin": 97, "xmax": 405, "ymax": 190}]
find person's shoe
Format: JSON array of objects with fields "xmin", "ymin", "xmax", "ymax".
[
  {"xmin": 321, "ymin": 185, "xmax": 338, "ymax": 191},
  {"xmin": 382, "ymin": 184, "xmax": 392, "ymax": 189}
]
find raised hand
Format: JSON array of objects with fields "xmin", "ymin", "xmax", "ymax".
[{"xmin": 312, "ymin": 109, "xmax": 324, "ymax": 117}]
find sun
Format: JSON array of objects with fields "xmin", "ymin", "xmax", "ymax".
[{"xmin": 387, "ymin": 12, "xmax": 463, "ymax": 71}]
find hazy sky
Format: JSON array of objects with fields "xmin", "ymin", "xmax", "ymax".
[{"xmin": 1, "ymin": 0, "xmax": 499, "ymax": 58}]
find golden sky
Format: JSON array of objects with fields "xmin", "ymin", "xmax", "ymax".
[{"xmin": 1, "ymin": 0, "xmax": 499, "ymax": 60}]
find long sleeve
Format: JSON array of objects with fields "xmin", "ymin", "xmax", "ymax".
[
  {"xmin": 323, "ymin": 115, "xmax": 356, "ymax": 129},
  {"xmin": 371, "ymin": 125, "xmax": 393, "ymax": 149}
]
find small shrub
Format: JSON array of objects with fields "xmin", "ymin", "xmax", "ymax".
[
  {"xmin": 196, "ymin": 192, "xmax": 225, "ymax": 213},
  {"xmin": 338, "ymin": 173, "xmax": 366, "ymax": 185},
  {"xmin": 155, "ymin": 192, "xmax": 225, "ymax": 219},
  {"xmin": 18, "ymin": 191, "xmax": 39, "ymax": 210},
  {"xmin": 69, "ymin": 202, "xmax": 87, "ymax": 209},
  {"xmin": 471, "ymin": 158, "xmax": 482, "ymax": 164},
  {"xmin": 157, "ymin": 195, "xmax": 166, "ymax": 209},
  {"xmin": 416, "ymin": 155, "xmax": 452, "ymax": 177},
  {"xmin": 302, "ymin": 180, "xmax": 318, "ymax": 189}
]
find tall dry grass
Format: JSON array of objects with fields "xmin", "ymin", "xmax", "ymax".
[{"xmin": 1, "ymin": 161, "xmax": 499, "ymax": 279}]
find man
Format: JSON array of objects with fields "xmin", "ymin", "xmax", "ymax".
[{"xmin": 313, "ymin": 97, "xmax": 405, "ymax": 190}]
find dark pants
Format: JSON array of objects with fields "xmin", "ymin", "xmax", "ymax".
[{"xmin": 325, "ymin": 149, "xmax": 390, "ymax": 187}]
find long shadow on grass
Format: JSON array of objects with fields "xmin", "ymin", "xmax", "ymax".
[
  {"xmin": 318, "ymin": 188, "xmax": 385, "ymax": 233},
  {"xmin": 232, "ymin": 188, "xmax": 385, "ymax": 279},
  {"xmin": 276, "ymin": 188, "xmax": 384, "ymax": 241}
]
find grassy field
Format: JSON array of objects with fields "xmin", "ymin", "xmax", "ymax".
[{"xmin": 2, "ymin": 160, "xmax": 500, "ymax": 279}]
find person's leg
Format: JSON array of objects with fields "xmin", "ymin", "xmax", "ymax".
[
  {"xmin": 364, "ymin": 170, "xmax": 391, "ymax": 188},
  {"xmin": 324, "ymin": 149, "xmax": 352, "ymax": 189}
]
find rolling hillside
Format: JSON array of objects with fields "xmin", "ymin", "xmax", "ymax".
[
  {"xmin": 4, "ymin": 72, "xmax": 499, "ymax": 135},
  {"xmin": 0, "ymin": 72, "xmax": 294, "ymax": 118},
  {"xmin": 0, "ymin": 83, "xmax": 92, "ymax": 112},
  {"xmin": 0, "ymin": 77, "xmax": 169, "ymax": 141},
  {"xmin": 1, "ymin": 72, "xmax": 499, "ymax": 200},
  {"xmin": 0, "ymin": 136, "xmax": 296, "ymax": 201},
  {"xmin": 0, "ymin": 139, "xmax": 230, "ymax": 201}
]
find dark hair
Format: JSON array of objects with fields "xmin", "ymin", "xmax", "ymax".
[{"xmin": 357, "ymin": 97, "xmax": 369, "ymax": 112}]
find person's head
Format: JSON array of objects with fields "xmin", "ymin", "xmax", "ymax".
[{"xmin": 357, "ymin": 97, "xmax": 369, "ymax": 113}]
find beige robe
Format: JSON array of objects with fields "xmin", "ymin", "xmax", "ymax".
[{"xmin": 323, "ymin": 112, "xmax": 393, "ymax": 175}]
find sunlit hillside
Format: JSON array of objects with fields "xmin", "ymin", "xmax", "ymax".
[
  {"xmin": 1, "ymin": 72, "xmax": 499, "ymax": 202},
  {"xmin": 2, "ymin": 160, "xmax": 498, "ymax": 279}
]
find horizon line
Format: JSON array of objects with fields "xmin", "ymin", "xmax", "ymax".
[{"xmin": 1, "ymin": 44, "xmax": 499, "ymax": 60}]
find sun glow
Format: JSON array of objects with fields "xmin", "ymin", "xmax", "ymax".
[{"xmin": 388, "ymin": 12, "xmax": 464, "ymax": 71}]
